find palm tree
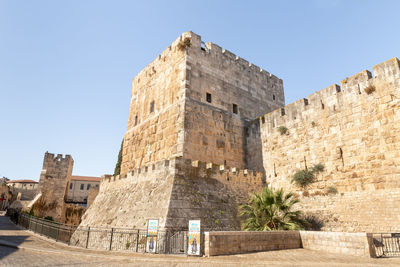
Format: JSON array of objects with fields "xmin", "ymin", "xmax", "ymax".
[{"xmin": 239, "ymin": 187, "xmax": 308, "ymax": 231}]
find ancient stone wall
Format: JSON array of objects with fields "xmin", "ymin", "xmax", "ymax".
[
  {"xmin": 260, "ymin": 58, "xmax": 400, "ymax": 193},
  {"xmin": 296, "ymin": 189, "xmax": 400, "ymax": 233},
  {"xmin": 300, "ymin": 231, "xmax": 371, "ymax": 257},
  {"xmin": 37, "ymin": 152, "xmax": 73, "ymax": 221},
  {"xmin": 79, "ymin": 159, "xmax": 177, "ymax": 229},
  {"xmin": 166, "ymin": 157, "xmax": 263, "ymax": 231},
  {"xmin": 63, "ymin": 203, "xmax": 86, "ymax": 225},
  {"xmin": 183, "ymin": 32, "xmax": 284, "ymax": 169},
  {"xmin": 258, "ymin": 57, "xmax": 400, "ymax": 232},
  {"xmin": 120, "ymin": 35, "xmax": 187, "ymax": 174},
  {"xmin": 87, "ymin": 186, "xmax": 99, "ymax": 208},
  {"xmin": 204, "ymin": 230, "xmax": 372, "ymax": 257},
  {"xmin": 204, "ymin": 231, "xmax": 301, "ymax": 256},
  {"xmin": 75, "ymin": 157, "xmax": 263, "ymax": 237}
]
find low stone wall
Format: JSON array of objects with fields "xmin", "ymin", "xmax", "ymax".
[
  {"xmin": 204, "ymin": 231, "xmax": 301, "ymax": 256},
  {"xmin": 300, "ymin": 231, "xmax": 370, "ymax": 257},
  {"xmin": 204, "ymin": 230, "xmax": 373, "ymax": 257}
]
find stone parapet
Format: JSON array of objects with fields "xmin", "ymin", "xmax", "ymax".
[
  {"xmin": 300, "ymin": 231, "xmax": 370, "ymax": 257},
  {"xmin": 204, "ymin": 230, "xmax": 374, "ymax": 258},
  {"xmin": 102, "ymin": 157, "xmax": 264, "ymax": 192},
  {"xmin": 204, "ymin": 231, "xmax": 301, "ymax": 256}
]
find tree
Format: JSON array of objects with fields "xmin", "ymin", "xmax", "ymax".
[
  {"xmin": 239, "ymin": 187, "xmax": 308, "ymax": 231},
  {"xmin": 113, "ymin": 140, "xmax": 124, "ymax": 176}
]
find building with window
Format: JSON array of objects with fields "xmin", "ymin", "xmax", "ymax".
[
  {"xmin": 6, "ymin": 179, "xmax": 39, "ymax": 201},
  {"xmin": 7, "ymin": 179, "xmax": 38, "ymax": 190},
  {"xmin": 65, "ymin": 176, "xmax": 100, "ymax": 203}
]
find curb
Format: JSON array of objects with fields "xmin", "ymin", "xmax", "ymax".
[{"xmin": 0, "ymin": 240, "xmax": 21, "ymax": 249}]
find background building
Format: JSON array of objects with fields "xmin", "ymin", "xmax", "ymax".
[{"xmin": 65, "ymin": 176, "xmax": 100, "ymax": 204}]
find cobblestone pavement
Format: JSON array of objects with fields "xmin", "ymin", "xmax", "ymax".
[{"xmin": 1, "ymin": 215, "xmax": 400, "ymax": 266}]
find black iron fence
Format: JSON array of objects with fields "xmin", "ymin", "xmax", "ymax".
[
  {"xmin": 371, "ymin": 233, "xmax": 400, "ymax": 257},
  {"xmin": 12, "ymin": 213, "xmax": 191, "ymax": 254}
]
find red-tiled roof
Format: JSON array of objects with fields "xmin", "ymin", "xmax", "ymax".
[
  {"xmin": 71, "ymin": 176, "xmax": 101, "ymax": 182},
  {"xmin": 7, "ymin": 180, "xmax": 38, "ymax": 184}
]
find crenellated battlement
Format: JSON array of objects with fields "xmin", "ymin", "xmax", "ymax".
[
  {"xmin": 130, "ymin": 31, "xmax": 283, "ymax": 97},
  {"xmin": 101, "ymin": 156, "xmax": 264, "ymax": 189},
  {"xmin": 44, "ymin": 151, "xmax": 73, "ymax": 163},
  {"xmin": 184, "ymin": 31, "xmax": 283, "ymax": 86},
  {"xmin": 260, "ymin": 57, "xmax": 400, "ymax": 134}
]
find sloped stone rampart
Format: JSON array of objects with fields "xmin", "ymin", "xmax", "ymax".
[{"xmin": 71, "ymin": 157, "xmax": 264, "ymax": 245}]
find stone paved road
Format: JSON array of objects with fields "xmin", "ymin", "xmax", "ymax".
[{"xmin": 1, "ymin": 215, "xmax": 400, "ymax": 266}]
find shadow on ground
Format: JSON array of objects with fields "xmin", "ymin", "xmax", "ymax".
[{"xmin": 0, "ymin": 213, "xmax": 31, "ymax": 259}]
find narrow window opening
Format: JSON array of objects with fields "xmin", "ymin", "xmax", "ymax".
[
  {"xmin": 304, "ymin": 156, "xmax": 307, "ymax": 170},
  {"xmin": 206, "ymin": 93, "xmax": 212, "ymax": 103},
  {"xmin": 261, "ymin": 117, "xmax": 265, "ymax": 124},
  {"xmin": 358, "ymin": 84, "xmax": 362, "ymax": 94},
  {"xmin": 69, "ymin": 183, "xmax": 73, "ymax": 190},
  {"xmin": 134, "ymin": 115, "xmax": 138, "ymax": 126},
  {"xmin": 201, "ymin": 41, "xmax": 206, "ymax": 51},
  {"xmin": 274, "ymin": 163, "xmax": 277, "ymax": 177},
  {"xmin": 321, "ymin": 100, "xmax": 325, "ymax": 109},
  {"xmin": 232, "ymin": 103, "xmax": 238, "ymax": 114},
  {"xmin": 339, "ymin": 147, "xmax": 344, "ymax": 167},
  {"xmin": 273, "ymin": 94, "xmax": 276, "ymax": 101},
  {"xmin": 150, "ymin": 101, "xmax": 155, "ymax": 113},
  {"xmin": 224, "ymin": 160, "xmax": 227, "ymax": 166},
  {"xmin": 87, "ymin": 184, "xmax": 91, "ymax": 190},
  {"xmin": 80, "ymin": 184, "xmax": 84, "ymax": 190}
]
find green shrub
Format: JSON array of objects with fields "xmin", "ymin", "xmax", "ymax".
[
  {"xmin": 239, "ymin": 187, "xmax": 309, "ymax": 231},
  {"xmin": 292, "ymin": 163, "xmax": 324, "ymax": 188},
  {"xmin": 293, "ymin": 170, "xmax": 315, "ymax": 188},
  {"xmin": 364, "ymin": 85, "xmax": 376, "ymax": 95},
  {"xmin": 278, "ymin": 126, "xmax": 288, "ymax": 135},
  {"xmin": 312, "ymin": 163, "xmax": 324, "ymax": 173},
  {"xmin": 327, "ymin": 186, "xmax": 338, "ymax": 195},
  {"xmin": 114, "ymin": 139, "xmax": 124, "ymax": 176},
  {"xmin": 29, "ymin": 206, "xmax": 34, "ymax": 216}
]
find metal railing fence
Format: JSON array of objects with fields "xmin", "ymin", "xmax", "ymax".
[
  {"xmin": 11, "ymin": 212, "xmax": 192, "ymax": 254},
  {"xmin": 371, "ymin": 233, "xmax": 400, "ymax": 257}
]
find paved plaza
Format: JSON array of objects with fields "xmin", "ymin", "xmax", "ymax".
[{"xmin": 1, "ymin": 215, "xmax": 400, "ymax": 266}]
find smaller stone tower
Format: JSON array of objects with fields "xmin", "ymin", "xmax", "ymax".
[{"xmin": 38, "ymin": 152, "xmax": 74, "ymax": 221}]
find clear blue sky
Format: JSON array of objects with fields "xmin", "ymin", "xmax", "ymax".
[{"xmin": 1, "ymin": 0, "xmax": 399, "ymax": 181}]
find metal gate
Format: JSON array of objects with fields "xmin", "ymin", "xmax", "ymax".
[
  {"xmin": 168, "ymin": 231, "xmax": 187, "ymax": 254},
  {"xmin": 371, "ymin": 233, "xmax": 400, "ymax": 257}
]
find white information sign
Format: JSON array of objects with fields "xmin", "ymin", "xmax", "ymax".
[
  {"xmin": 146, "ymin": 219, "xmax": 159, "ymax": 253},
  {"xmin": 187, "ymin": 220, "xmax": 201, "ymax": 255}
]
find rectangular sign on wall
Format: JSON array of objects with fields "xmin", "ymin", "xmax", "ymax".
[
  {"xmin": 146, "ymin": 219, "xmax": 159, "ymax": 253},
  {"xmin": 187, "ymin": 220, "xmax": 201, "ymax": 255}
]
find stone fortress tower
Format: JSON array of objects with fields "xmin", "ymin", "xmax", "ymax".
[
  {"xmin": 76, "ymin": 32, "xmax": 400, "ymax": 236},
  {"xmin": 120, "ymin": 32, "xmax": 284, "ymax": 175},
  {"xmin": 75, "ymin": 32, "xmax": 283, "ymax": 234},
  {"xmin": 38, "ymin": 152, "xmax": 74, "ymax": 221}
]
